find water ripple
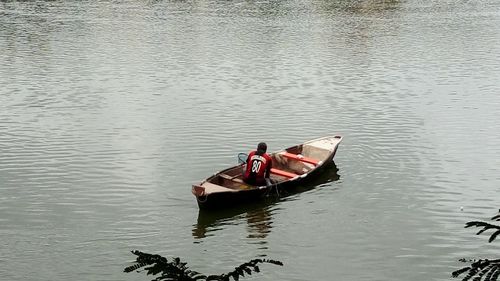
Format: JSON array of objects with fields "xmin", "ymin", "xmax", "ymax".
[{"xmin": 1, "ymin": 0, "xmax": 500, "ymax": 281}]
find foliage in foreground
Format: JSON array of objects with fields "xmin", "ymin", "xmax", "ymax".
[
  {"xmin": 124, "ymin": 250, "xmax": 283, "ymax": 281},
  {"xmin": 452, "ymin": 209, "xmax": 500, "ymax": 281}
]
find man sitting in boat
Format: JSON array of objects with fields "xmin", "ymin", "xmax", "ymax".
[{"xmin": 243, "ymin": 142, "xmax": 273, "ymax": 186}]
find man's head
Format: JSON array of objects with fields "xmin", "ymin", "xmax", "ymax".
[{"xmin": 257, "ymin": 142, "xmax": 267, "ymax": 154}]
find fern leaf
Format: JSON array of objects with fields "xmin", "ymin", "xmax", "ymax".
[
  {"xmin": 492, "ymin": 210, "xmax": 500, "ymax": 221},
  {"xmin": 463, "ymin": 267, "xmax": 479, "ymax": 281},
  {"xmin": 131, "ymin": 250, "xmax": 142, "ymax": 256},
  {"xmin": 125, "ymin": 251, "xmax": 283, "ymax": 281},
  {"xmin": 124, "ymin": 262, "xmax": 148, "ymax": 273},
  {"xmin": 475, "ymin": 265, "xmax": 494, "ymax": 281},
  {"xmin": 453, "ymin": 267, "xmax": 471, "ymax": 278},
  {"xmin": 490, "ymin": 269, "xmax": 500, "ymax": 281},
  {"xmin": 466, "ymin": 222, "xmax": 488, "ymax": 228},
  {"xmin": 263, "ymin": 259, "xmax": 284, "ymax": 266},
  {"xmin": 145, "ymin": 264, "xmax": 166, "ymax": 276},
  {"xmin": 187, "ymin": 270, "xmax": 206, "ymax": 280},
  {"xmin": 478, "ymin": 228, "xmax": 488, "ymax": 235},
  {"xmin": 489, "ymin": 230, "xmax": 500, "ymax": 243},
  {"xmin": 484, "ymin": 267, "xmax": 498, "ymax": 281}
]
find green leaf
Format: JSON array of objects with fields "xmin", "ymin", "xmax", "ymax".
[{"xmin": 489, "ymin": 230, "xmax": 500, "ymax": 243}]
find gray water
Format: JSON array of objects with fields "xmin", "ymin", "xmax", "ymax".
[{"xmin": 1, "ymin": 0, "xmax": 500, "ymax": 280}]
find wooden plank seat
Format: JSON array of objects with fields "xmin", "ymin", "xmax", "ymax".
[
  {"xmin": 219, "ymin": 173, "xmax": 244, "ymax": 183},
  {"xmin": 271, "ymin": 168, "xmax": 299, "ymax": 178},
  {"xmin": 279, "ymin": 152, "xmax": 320, "ymax": 166},
  {"xmin": 221, "ymin": 170, "xmax": 298, "ymax": 181},
  {"xmin": 200, "ymin": 182, "xmax": 237, "ymax": 194}
]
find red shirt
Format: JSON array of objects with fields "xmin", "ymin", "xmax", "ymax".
[{"xmin": 243, "ymin": 151, "xmax": 272, "ymax": 185}]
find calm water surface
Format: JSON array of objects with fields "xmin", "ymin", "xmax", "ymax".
[{"xmin": 1, "ymin": 0, "xmax": 500, "ymax": 280}]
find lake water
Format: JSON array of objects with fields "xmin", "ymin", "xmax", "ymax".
[{"xmin": 1, "ymin": 0, "xmax": 500, "ymax": 280}]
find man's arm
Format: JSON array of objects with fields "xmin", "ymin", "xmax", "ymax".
[{"xmin": 265, "ymin": 158, "xmax": 272, "ymax": 178}]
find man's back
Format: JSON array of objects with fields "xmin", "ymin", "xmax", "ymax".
[{"xmin": 243, "ymin": 143, "xmax": 272, "ymax": 185}]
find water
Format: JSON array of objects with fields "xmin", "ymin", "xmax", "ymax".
[{"xmin": 1, "ymin": 0, "xmax": 500, "ymax": 280}]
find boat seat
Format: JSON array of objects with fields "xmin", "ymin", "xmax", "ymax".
[
  {"xmin": 219, "ymin": 173, "xmax": 244, "ymax": 183},
  {"xmin": 200, "ymin": 182, "xmax": 237, "ymax": 194},
  {"xmin": 271, "ymin": 168, "xmax": 298, "ymax": 178},
  {"xmin": 279, "ymin": 152, "xmax": 320, "ymax": 166}
]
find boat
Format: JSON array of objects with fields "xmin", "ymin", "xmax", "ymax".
[{"xmin": 192, "ymin": 135, "xmax": 343, "ymax": 209}]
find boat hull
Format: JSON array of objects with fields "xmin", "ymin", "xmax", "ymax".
[{"xmin": 194, "ymin": 160, "xmax": 336, "ymax": 209}]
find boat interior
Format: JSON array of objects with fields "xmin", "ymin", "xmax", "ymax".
[{"xmin": 202, "ymin": 136, "xmax": 341, "ymax": 192}]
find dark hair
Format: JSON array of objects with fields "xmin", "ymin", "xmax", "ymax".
[{"xmin": 257, "ymin": 142, "xmax": 267, "ymax": 155}]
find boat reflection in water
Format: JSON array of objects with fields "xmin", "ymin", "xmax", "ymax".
[{"xmin": 192, "ymin": 163, "xmax": 340, "ymax": 240}]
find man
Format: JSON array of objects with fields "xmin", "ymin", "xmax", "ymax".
[{"xmin": 243, "ymin": 142, "xmax": 272, "ymax": 186}]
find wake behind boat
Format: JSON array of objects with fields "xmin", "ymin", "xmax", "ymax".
[{"xmin": 192, "ymin": 136, "xmax": 343, "ymax": 209}]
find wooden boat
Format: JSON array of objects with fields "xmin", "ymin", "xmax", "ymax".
[{"xmin": 192, "ymin": 136, "xmax": 343, "ymax": 209}]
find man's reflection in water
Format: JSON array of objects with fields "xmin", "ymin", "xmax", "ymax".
[
  {"xmin": 246, "ymin": 207, "xmax": 272, "ymax": 239},
  {"xmin": 192, "ymin": 202, "xmax": 274, "ymax": 240},
  {"xmin": 192, "ymin": 163, "xmax": 339, "ymax": 240}
]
